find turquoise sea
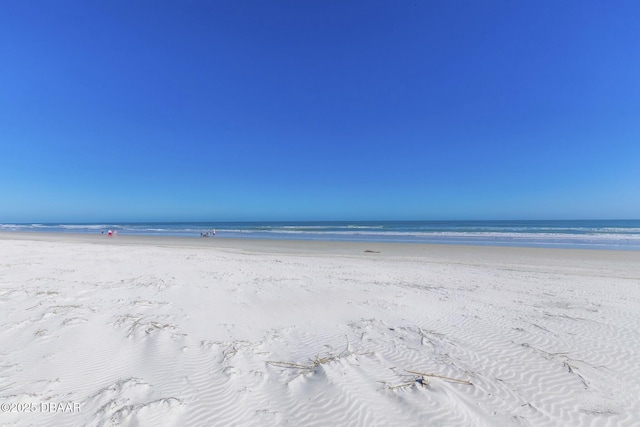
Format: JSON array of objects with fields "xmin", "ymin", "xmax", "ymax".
[{"xmin": 2, "ymin": 220, "xmax": 640, "ymax": 250}]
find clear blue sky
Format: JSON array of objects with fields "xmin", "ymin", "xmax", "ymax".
[{"xmin": 1, "ymin": 1, "xmax": 639, "ymax": 222}]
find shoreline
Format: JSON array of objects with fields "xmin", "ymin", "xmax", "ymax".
[
  {"xmin": 3, "ymin": 230, "xmax": 640, "ymax": 255},
  {"xmin": 3, "ymin": 219, "xmax": 639, "ymax": 252}
]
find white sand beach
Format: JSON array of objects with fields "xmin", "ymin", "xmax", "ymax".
[{"xmin": 1, "ymin": 233, "xmax": 639, "ymax": 426}]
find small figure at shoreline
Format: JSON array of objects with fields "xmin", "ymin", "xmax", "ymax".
[{"xmin": 201, "ymin": 229, "xmax": 216, "ymax": 238}]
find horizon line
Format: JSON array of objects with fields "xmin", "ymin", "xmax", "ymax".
[{"xmin": 3, "ymin": 218, "xmax": 639, "ymax": 224}]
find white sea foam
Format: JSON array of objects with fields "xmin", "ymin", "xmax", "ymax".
[
  {"xmin": 221, "ymin": 228, "xmax": 640, "ymax": 240},
  {"xmin": 58, "ymin": 224, "xmax": 111, "ymax": 230}
]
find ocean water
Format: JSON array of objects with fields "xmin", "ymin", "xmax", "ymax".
[{"xmin": 2, "ymin": 220, "xmax": 640, "ymax": 250}]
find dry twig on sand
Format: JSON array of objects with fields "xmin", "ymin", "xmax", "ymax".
[
  {"xmin": 380, "ymin": 370, "xmax": 471, "ymax": 390},
  {"xmin": 563, "ymin": 361, "xmax": 588, "ymax": 388},
  {"xmin": 267, "ymin": 355, "xmax": 341, "ymax": 373},
  {"xmin": 380, "ymin": 376, "xmax": 429, "ymax": 390},
  {"xmin": 405, "ymin": 370, "xmax": 472, "ymax": 385},
  {"xmin": 267, "ymin": 339, "xmax": 355, "ymax": 374}
]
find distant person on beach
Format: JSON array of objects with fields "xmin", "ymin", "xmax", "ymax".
[{"xmin": 107, "ymin": 230, "xmax": 112, "ymax": 237}]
